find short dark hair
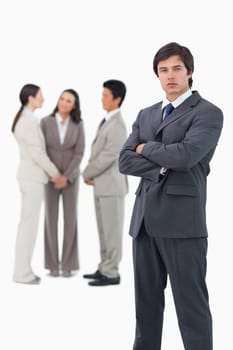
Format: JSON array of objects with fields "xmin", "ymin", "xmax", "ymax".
[
  {"xmin": 153, "ymin": 42, "xmax": 194, "ymax": 88},
  {"xmin": 103, "ymin": 79, "xmax": 126, "ymax": 107}
]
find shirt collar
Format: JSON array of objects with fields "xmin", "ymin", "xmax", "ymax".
[
  {"xmin": 105, "ymin": 108, "xmax": 120, "ymax": 122},
  {"xmin": 23, "ymin": 107, "xmax": 37, "ymax": 120},
  {"xmin": 55, "ymin": 112, "xmax": 70, "ymax": 124},
  {"xmin": 161, "ymin": 89, "xmax": 192, "ymax": 109}
]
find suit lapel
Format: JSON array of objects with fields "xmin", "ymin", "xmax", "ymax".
[
  {"xmin": 62, "ymin": 119, "xmax": 74, "ymax": 147},
  {"xmin": 150, "ymin": 103, "xmax": 163, "ymax": 135},
  {"xmin": 156, "ymin": 91, "xmax": 201, "ymax": 135},
  {"xmin": 48, "ymin": 116, "xmax": 62, "ymax": 147},
  {"xmin": 94, "ymin": 112, "xmax": 121, "ymax": 140},
  {"xmin": 157, "ymin": 107, "xmax": 188, "ymax": 135},
  {"xmin": 48, "ymin": 115, "xmax": 75, "ymax": 148}
]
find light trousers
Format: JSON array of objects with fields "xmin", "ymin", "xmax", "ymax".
[
  {"xmin": 94, "ymin": 195, "xmax": 124, "ymax": 278},
  {"xmin": 13, "ymin": 181, "xmax": 44, "ymax": 282}
]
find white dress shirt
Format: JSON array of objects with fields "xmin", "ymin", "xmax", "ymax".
[{"xmin": 55, "ymin": 113, "xmax": 70, "ymax": 144}]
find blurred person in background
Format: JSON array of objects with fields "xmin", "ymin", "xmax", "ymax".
[
  {"xmin": 83, "ymin": 79, "xmax": 128, "ymax": 286},
  {"xmin": 41, "ymin": 89, "xmax": 85, "ymax": 278},
  {"xmin": 12, "ymin": 84, "xmax": 60, "ymax": 284}
]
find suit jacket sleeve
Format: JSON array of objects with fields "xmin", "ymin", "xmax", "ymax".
[
  {"xmin": 119, "ymin": 111, "xmax": 161, "ymax": 181},
  {"xmin": 40, "ymin": 117, "xmax": 46, "ymax": 135},
  {"xmin": 63, "ymin": 121, "xmax": 85, "ymax": 183},
  {"xmin": 23, "ymin": 118, "xmax": 59, "ymax": 177},
  {"xmin": 83, "ymin": 122, "xmax": 126, "ymax": 180},
  {"xmin": 141, "ymin": 105, "xmax": 223, "ymax": 169}
]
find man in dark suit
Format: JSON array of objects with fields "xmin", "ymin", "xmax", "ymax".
[{"xmin": 119, "ymin": 42, "xmax": 223, "ymax": 350}]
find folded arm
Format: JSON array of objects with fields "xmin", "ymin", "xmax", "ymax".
[
  {"xmin": 119, "ymin": 113, "xmax": 161, "ymax": 181},
  {"xmin": 140, "ymin": 107, "xmax": 223, "ymax": 170}
]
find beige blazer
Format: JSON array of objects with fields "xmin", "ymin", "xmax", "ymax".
[
  {"xmin": 14, "ymin": 111, "xmax": 59, "ymax": 183},
  {"xmin": 40, "ymin": 115, "xmax": 85, "ymax": 182},
  {"xmin": 83, "ymin": 111, "xmax": 128, "ymax": 196}
]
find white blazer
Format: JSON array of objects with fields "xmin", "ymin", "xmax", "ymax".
[{"xmin": 14, "ymin": 110, "xmax": 58, "ymax": 183}]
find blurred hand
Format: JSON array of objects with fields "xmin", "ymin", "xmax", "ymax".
[
  {"xmin": 84, "ymin": 179, "xmax": 94, "ymax": 186},
  {"xmin": 50, "ymin": 174, "xmax": 60, "ymax": 183},
  {"xmin": 52, "ymin": 175, "xmax": 68, "ymax": 189}
]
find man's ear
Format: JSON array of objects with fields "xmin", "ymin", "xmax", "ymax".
[
  {"xmin": 115, "ymin": 96, "xmax": 121, "ymax": 107},
  {"xmin": 187, "ymin": 71, "xmax": 193, "ymax": 79}
]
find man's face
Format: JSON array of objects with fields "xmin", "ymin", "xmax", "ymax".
[
  {"xmin": 157, "ymin": 55, "xmax": 192, "ymax": 101},
  {"xmin": 101, "ymin": 87, "xmax": 120, "ymax": 112}
]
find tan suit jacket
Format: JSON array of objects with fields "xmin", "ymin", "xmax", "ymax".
[
  {"xmin": 83, "ymin": 111, "xmax": 128, "ymax": 196},
  {"xmin": 14, "ymin": 111, "xmax": 59, "ymax": 183}
]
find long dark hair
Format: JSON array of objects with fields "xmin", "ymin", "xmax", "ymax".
[
  {"xmin": 52, "ymin": 89, "xmax": 81, "ymax": 123},
  {"xmin": 11, "ymin": 84, "xmax": 40, "ymax": 133}
]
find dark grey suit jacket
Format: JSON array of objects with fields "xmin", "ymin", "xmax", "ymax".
[{"xmin": 119, "ymin": 91, "xmax": 223, "ymax": 238}]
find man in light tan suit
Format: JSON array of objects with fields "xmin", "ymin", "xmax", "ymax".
[{"xmin": 83, "ymin": 80, "xmax": 128, "ymax": 286}]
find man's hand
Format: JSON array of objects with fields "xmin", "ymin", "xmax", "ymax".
[
  {"xmin": 84, "ymin": 179, "xmax": 94, "ymax": 186},
  {"xmin": 136, "ymin": 143, "xmax": 145, "ymax": 154}
]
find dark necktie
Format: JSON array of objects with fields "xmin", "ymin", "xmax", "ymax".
[
  {"xmin": 98, "ymin": 117, "xmax": 106, "ymax": 129},
  {"xmin": 163, "ymin": 103, "xmax": 174, "ymax": 120}
]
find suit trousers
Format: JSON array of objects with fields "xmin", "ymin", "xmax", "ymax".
[
  {"xmin": 44, "ymin": 178, "xmax": 79, "ymax": 271},
  {"xmin": 94, "ymin": 195, "xmax": 124, "ymax": 278},
  {"xmin": 13, "ymin": 181, "xmax": 44, "ymax": 282},
  {"xmin": 133, "ymin": 222, "xmax": 212, "ymax": 350}
]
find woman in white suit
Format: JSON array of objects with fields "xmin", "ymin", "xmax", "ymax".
[{"xmin": 12, "ymin": 84, "xmax": 60, "ymax": 284}]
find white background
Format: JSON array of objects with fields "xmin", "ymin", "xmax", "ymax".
[{"xmin": 0, "ymin": 1, "xmax": 232, "ymax": 349}]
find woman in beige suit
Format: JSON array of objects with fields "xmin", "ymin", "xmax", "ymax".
[
  {"xmin": 41, "ymin": 89, "xmax": 85, "ymax": 277},
  {"xmin": 12, "ymin": 84, "xmax": 60, "ymax": 284}
]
